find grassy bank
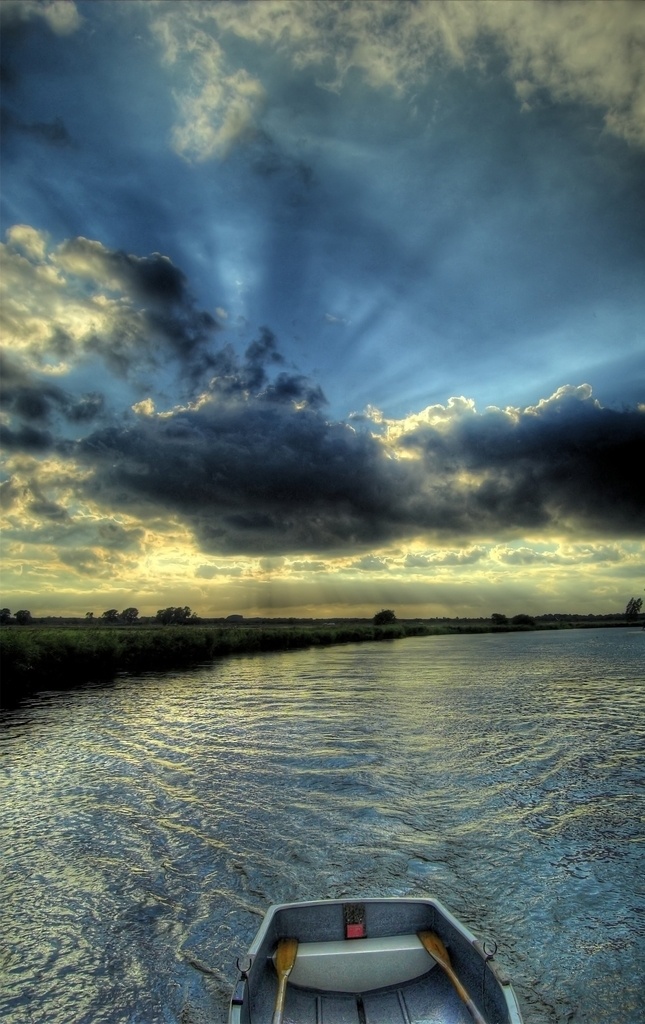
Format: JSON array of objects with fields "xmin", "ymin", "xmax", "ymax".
[
  {"xmin": 1, "ymin": 618, "xmax": 639, "ymax": 707},
  {"xmin": 0, "ymin": 622, "xmax": 431, "ymax": 706}
]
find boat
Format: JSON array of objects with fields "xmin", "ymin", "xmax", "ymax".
[{"xmin": 228, "ymin": 897, "xmax": 523, "ymax": 1024}]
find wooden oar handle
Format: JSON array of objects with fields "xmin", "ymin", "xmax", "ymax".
[
  {"xmin": 417, "ymin": 931, "xmax": 487, "ymax": 1024},
  {"xmin": 271, "ymin": 976, "xmax": 288, "ymax": 1024},
  {"xmin": 272, "ymin": 938, "xmax": 298, "ymax": 1024},
  {"xmin": 443, "ymin": 964, "xmax": 487, "ymax": 1024}
]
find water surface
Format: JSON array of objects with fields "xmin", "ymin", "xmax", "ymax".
[{"xmin": 1, "ymin": 628, "xmax": 643, "ymax": 1023}]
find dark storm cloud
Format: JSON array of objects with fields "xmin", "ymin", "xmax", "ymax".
[
  {"xmin": 56, "ymin": 549, "xmax": 103, "ymax": 575},
  {"xmin": 143, "ymin": 305, "xmax": 221, "ymax": 386},
  {"xmin": 57, "ymin": 237, "xmax": 194, "ymax": 310},
  {"xmin": 66, "ymin": 392, "xmax": 105, "ymax": 423},
  {"xmin": 197, "ymin": 330, "xmax": 326, "ymax": 410},
  {"xmin": 108, "ymin": 250, "xmax": 184, "ymax": 308},
  {"xmin": 242, "ymin": 326, "xmax": 285, "ymax": 391},
  {"xmin": 0, "ymin": 353, "xmax": 59, "ymax": 420},
  {"xmin": 264, "ymin": 372, "xmax": 326, "ymax": 410},
  {"xmin": 5, "ymin": 380, "xmax": 61, "ymax": 423},
  {"xmin": 27, "ymin": 487, "xmax": 68, "ymax": 521},
  {"xmin": 78, "ymin": 403, "xmax": 400, "ymax": 554},
  {"xmin": 0, "ymin": 353, "xmax": 105, "ymax": 427},
  {"xmin": 1, "ymin": 378, "xmax": 104, "ymax": 426},
  {"xmin": 9, "ymin": 236, "xmax": 224, "ymax": 384},
  {"xmin": 0, "ymin": 423, "xmax": 53, "ymax": 451},
  {"xmin": 0, "ymin": 476, "xmax": 21, "ymax": 511},
  {"xmin": 69, "ymin": 358, "xmax": 645, "ymax": 555},
  {"xmin": 400, "ymin": 390, "xmax": 645, "ymax": 536},
  {"xmin": 73, "ymin": 333, "xmax": 408, "ymax": 553}
]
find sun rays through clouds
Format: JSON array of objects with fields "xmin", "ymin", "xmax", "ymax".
[{"xmin": 1, "ymin": 1, "xmax": 643, "ymax": 617}]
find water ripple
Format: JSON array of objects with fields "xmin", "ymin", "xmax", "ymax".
[{"xmin": 1, "ymin": 629, "xmax": 644, "ymax": 1024}]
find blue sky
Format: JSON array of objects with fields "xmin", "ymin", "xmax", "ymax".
[{"xmin": 1, "ymin": 0, "xmax": 644, "ymax": 619}]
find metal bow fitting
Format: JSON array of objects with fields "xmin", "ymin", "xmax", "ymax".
[
  {"xmin": 482, "ymin": 939, "xmax": 498, "ymax": 962},
  {"xmin": 236, "ymin": 954, "xmax": 253, "ymax": 978}
]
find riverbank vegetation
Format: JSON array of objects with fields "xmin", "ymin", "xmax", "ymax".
[
  {"xmin": 0, "ymin": 621, "xmax": 424, "ymax": 705},
  {"xmin": 1, "ymin": 611, "xmax": 641, "ymax": 707}
]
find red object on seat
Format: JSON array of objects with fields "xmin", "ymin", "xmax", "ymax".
[{"xmin": 346, "ymin": 922, "xmax": 366, "ymax": 939}]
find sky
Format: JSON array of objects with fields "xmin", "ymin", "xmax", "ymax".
[{"xmin": 1, "ymin": 0, "xmax": 644, "ymax": 620}]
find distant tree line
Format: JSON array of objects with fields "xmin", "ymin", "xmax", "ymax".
[
  {"xmin": 491, "ymin": 612, "xmax": 535, "ymax": 626},
  {"xmin": 1, "ymin": 605, "xmax": 197, "ymax": 625},
  {"xmin": 2, "ymin": 595, "xmax": 642, "ymax": 627},
  {"xmin": 154, "ymin": 606, "xmax": 199, "ymax": 625},
  {"xmin": 93, "ymin": 606, "xmax": 199, "ymax": 624},
  {"xmin": 94, "ymin": 608, "xmax": 140, "ymax": 624},
  {"xmin": 0, "ymin": 608, "xmax": 32, "ymax": 625}
]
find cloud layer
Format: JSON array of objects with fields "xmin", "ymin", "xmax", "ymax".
[
  {"xmin": 1, "ymin": 2, "xmax": 643, "ymax": 616},
  {"xmin": 74, "ymin": 378, "xmax": 645, "ymax": 556},
  {"xmin": 2, "ymin": 227, "xmax": 643, "ymax": 565},
  {"xmin": 151, "ymin": 0, "xmax": 645, "ymax": 154}
]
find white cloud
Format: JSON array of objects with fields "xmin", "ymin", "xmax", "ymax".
[
  {"xmin": 0, "ymin": 231, "xmax": 97, "ymax": 361},
  {"xmin": 492, "ymin": 541, "xmax": 630, "ymax": 568},
  {"xmin": 0, "ymin": 0, "xmax": 81, "ymax": 35},
  {"xmin": 352, "ymin": 554, "xmax": 390, "ymax": 572},
  {"xmin": 150, "ymin": 12, "xmax": 265, "ymax": 161},
  {"xmin": 523, "ymin": 383, "xmax": 600, "ymax": 417},
  {"xmin": 6, "ymin": 224, "xmax": 48, "ymax": 262},
  {"xmin": 479, "ymin": 0, "xmax": 645, "ymax": 146},
  {"xmin": 132, "ymin": 398, "xmax": 156, "ymax": 417},
  {"xmin": 0, "ymin": 226, "xmax": 213, "ymax": 380},
  {"xmin": 171, "ymin": 66, "xmax": 266, "ymax": 161},
  {"xmin": 371, "ymin": 384, "xmax": 606, "ymax": 458},
  {"xmin": 147, "ymin": 0, "xmax": 645, "ymax": 151}
]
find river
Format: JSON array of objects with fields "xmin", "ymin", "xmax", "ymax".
[{"xmin": 1, "ymin": 627, "xmax": 643, "ymax": 1024}]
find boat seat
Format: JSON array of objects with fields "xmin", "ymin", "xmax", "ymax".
[{"xmin": 283, "ymin": 934, "xmax": 436, "ymax": 993}]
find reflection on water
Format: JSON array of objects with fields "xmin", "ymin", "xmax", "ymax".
[{"xmin": 1, "ymin": 628, "xmax": 644, "ymax": 1023}]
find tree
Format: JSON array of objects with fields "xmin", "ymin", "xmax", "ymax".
[
  {"xmin": 101, "ymin": 609, "xmax": 119, "ymax": 623},
  {"xmin": 511, "ymin": 613, "xmax": 535, "ymax": 626},
  {"xmin": 15, "ymin": 609, "xmax": 32, "ymax": 625},
  {"xmin": 0, "ymin": 608, "xmax": 12, "ymax": 624},
  {"xmin": 625, "ymin": 597, "xmax": 643, "ymax": 621},
  {"xmin": 373, "ymin": 609, "xmax": 396, "ymax": 625},
  {"xmin": 120, "ymin": 607, "xmax": 139, "ymax": 624},
  {"xmin": 491, "ymin": 613, "xmax": 508, "ymax": 625},
  {"xmin": 85, "ymin": 611, "xmax": 94, "ymax": 620},
  {"xmin": 156, "ymin": 606, "xmax": 196, "ymax": 625}
]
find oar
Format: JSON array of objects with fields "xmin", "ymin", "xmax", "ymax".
[
  {"xmin": 271, "ymin": 937, "xmax": 298, "ymax": 1024},
  {"xmin": 418, "ymin": 930, "xmax": 487, "ymax": 1024}
]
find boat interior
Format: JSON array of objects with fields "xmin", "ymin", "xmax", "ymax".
[{"xmin": 230, "ymin": 899, "xmax": 521, "ymax": 1024}]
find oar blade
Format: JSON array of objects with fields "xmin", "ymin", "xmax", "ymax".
[
  {"xmin": 417, "ymin": 930, "xmax": 450, "ymax": 970},
  {"xmin": 275, "ymin": 937, "xmax": 299, "ymax": 976}
]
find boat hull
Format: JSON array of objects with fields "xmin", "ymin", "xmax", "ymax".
[{"xmin": 228, "ymin": 897, "xmax": 523, "ymax": 1024}]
